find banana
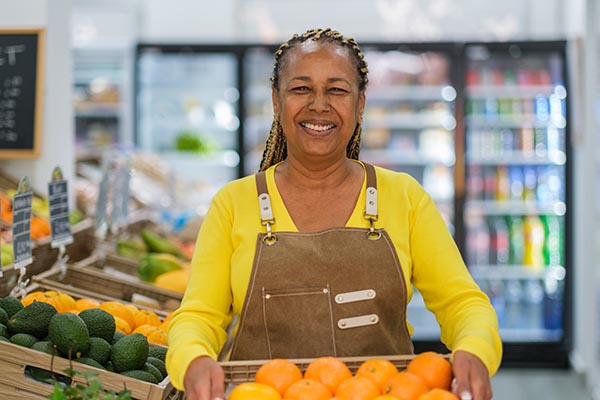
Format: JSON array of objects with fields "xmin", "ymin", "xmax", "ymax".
[
  {"xmin": 140, "ymin": 229, "xmax": 183, "ymax": 257},
  {"xmin": 116, "ymin": 238, "xmax": 148, "ymax": 260},
  {"xmin": 137, "ymin": 253, "xmax": 184, "ymax": 283}
]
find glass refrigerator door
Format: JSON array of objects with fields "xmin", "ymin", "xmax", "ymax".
[
  {"xmin": 136, "ymin": 48, "xmax": 241, "ymax": 210},
  {"xmin": 360, "ymin": 47, "xmax": 458, "ymax": 341},
  {"xmin": 242, "ymin": 46, "xmax": 275, "ymax": 175},
  {"xmin": 463, "ymin": 43, "xmax": 568, "ymax": 348}
]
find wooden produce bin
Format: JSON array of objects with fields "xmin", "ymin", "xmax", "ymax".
[
  {"xmin": 32, "ymin": 263, "xmax": 182, "ymax": 313},
  {"xmin": 0, "ymin": 218, "xmax": 96, "ymax": 297},
  {"xmin": 220, "ymin": 355, "xmax": 417, "ymax": 386},
  {"xmin": 0, "ymin": 341, "xmax": 181, "ymax": 400}
]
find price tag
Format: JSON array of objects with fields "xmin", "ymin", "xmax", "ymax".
[
  {"xmin": 12, "ymin": 176, "xmax": 33, "ymax": 270},
  {"xmin": 48, "ymin": 166, "xmax": 73, "ymax": 248}
]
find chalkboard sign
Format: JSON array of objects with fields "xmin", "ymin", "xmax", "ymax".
[{"xmin": 0, "ymin": 29, "xmax": 45, "ymax": 158}]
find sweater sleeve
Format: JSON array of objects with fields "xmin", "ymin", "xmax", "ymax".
[
  {"xmin": 408, "ymin": 184, "xmax": 503, "ymax": 376},
  {"xmin": 166, "ymin": 189, "xmax": 235, "ymax": 390}
]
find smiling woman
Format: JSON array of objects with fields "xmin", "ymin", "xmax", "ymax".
[{"xmin": 166, "ymin": 28, "xmax": 502, "ymax": 400}]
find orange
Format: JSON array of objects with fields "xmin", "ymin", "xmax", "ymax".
[
  {"xmin": 417, "ymin": 388, "xmax": 459, "ymax": 400},
  {"xmin": 284, "ymin": 378, "xmax": 331, "ymax": 400},
  {"xmin": 254, "ymin": 358, "xmax": 302, "ymax": 396},
  {"xmin": 133, "ymin": 309, "xmax": 162, "ymax": 329},
  {"xmin": 384, "ymin": 371, "xmax": 429, "ymax": 400},
  {"xmin": 407, "ymin": 352, "xmax": 453, "ymax": 391},
  {"xmin": 133, "ymin": 324, "xmax": 168, "ymax": 345},
  {"xmin": 21, "ymin": 290, "xmax": 75, "ymax": 313},
  {"xmin": 304, "ymin": 356, "xmax": 352, "ymax": 394},
  {"xmin": 374, "ymin": 396, "xmax": 402, "ymax": 400},
  {"xmin": 335, "ymin": 376, "xmax": 381, "ymax": 400},
  {"xmin": 356, "ymin": 358, "xmax": 399, "ymax": 392},
  {"xmin": 114, "ymin": 316, "xmax": 132, "ymax": 334},
  {"xmin": 229, "ymin": 382, "xmax": 281, "ymax": 400},
  {"xmin": 100, "ymin": 301, "xmax": 136, "ymax": 330},
  {"xmin": 74, "ymin": 298, "xmax": 101, "ymax": 312}
]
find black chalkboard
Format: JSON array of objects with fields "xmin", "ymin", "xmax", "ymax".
[{"xmin": 0, "ymin": 29, "xmax": 45, "ymax": 158}]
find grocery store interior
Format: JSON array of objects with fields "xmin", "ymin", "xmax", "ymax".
[{"xmin": 1, "ymin": 0, "xmax": 600, "ymax": 399}]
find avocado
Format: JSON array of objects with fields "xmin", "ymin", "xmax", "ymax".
[
  {"xmin": 143, "ymin": 362, "xmax": 164, "ymax": 382},
  {"xmin": 74, "ymin": 357, "xmax": 106, "ymax": 370},
  {"xmin": 48, "ymin": 312, "xmax": 90, "ymax": 358},
  {"xmin": 110, "ymin": 333, "xmax": 148, "ymax": 373},
  {"xmin": 145, "ymin": 356, "xmax": 167, "ymax": 380},
  {"xmin": 147, "ymin": 345, "xmax": 167, "ymax": 363},
  {"xmin": 0, "ymin": 323, "xmax": 8, "ymax": 338},
  {"xmin": 78, "ymin": 308, "xmax": 116, "ymax": 343},
  {"xmin": 9, "ymin": 332, "xmax": 39, "ymax": 348},
  {"xmin": 31, "ymin": 340, "xmax": 58, "ymax": 355},
  {"xmin": 0, "ymin": 296, "xmax": 24, "ymax": 318},
  {"xmin": 112, "ymin": 331, "xmax": 126, "ymax": 344},
  {"xmin": 0, "ymin": 308, "xmax": 8, "ymax": 326},
  {"xmin": 7, "ymin": 301, "xmax": 58, "ymax": 339},
  {"xmin": 120, "ymin": 369, "xmax": 159, "ymax": 384},
  {"xmin": 83, "ymin": 337, "xmax": 111, "ymax": 366}
]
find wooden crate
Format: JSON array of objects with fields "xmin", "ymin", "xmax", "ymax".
[
  {"xmin": 0, "ymin": 219, "xmax": 96, "ymax": 297},
  {"xmin": 221, "ymin": 354, "xmax": 417, "ymax": 385},
  {"xmin": 0, "ymin": 341, "xmax": 182, "ymax": 400},
  {"xmin": 32, "ymin": 262, "xmax": 181, "ymax": 312}
]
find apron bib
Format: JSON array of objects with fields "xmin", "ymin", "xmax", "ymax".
[{"xmin": 229, "ymin": 163, "xmax": 413, "ymax": 360}]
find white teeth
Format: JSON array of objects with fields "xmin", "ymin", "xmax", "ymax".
[{"xmin": 302, "ymin": 122, "xmax": 334, "ymax": 132}]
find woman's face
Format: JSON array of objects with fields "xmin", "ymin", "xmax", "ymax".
[{"xmin": 273, "ymin": 40, "xmax": 366, "ymax": 163}]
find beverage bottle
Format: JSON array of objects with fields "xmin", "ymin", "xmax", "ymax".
[
  {"xmin": 466, "ymin": 165, "xmax": 484, "ymax": 200},
  {"xmin": 504, "ymin": 279, "xmax": 523, "ymax": 329},
  {"xmin": 523, "ymin": 215, "xmax": 545, "ymax": 268},
  {"xmin": 499, "ymin": 129, "xmax": 515, "ymax": 154},
  {"xmin": 496, "ymin": 166, "xmax": 510, "ymax": 201},
  {"xmin": 542, "ymin": 215, "xmax": 563, "ymax": 266},
  {"xmin": 534, "ymin": 127, "xmax": 547, "ymax": 157},
  {"xmin": 483, "ymin": 166, "xmax": 497, "ymax": 201},
  {"xmin": 489, "ymin": 216, "xmax": 510, "ymax": 265},
  {"xmin": 466, "ymin": 66, "xmax": 481, "ymax": 86},
  {"xmin": 522, "ymin": 279, "xmax": 544, "ymax": 330},
  {"xmin": 508, "ymin": 215, "xmax": 525, "ymax": 265},
  {"xmin": 520, "ymin": 127, "xmax": 534, "ymax": 157},
  {"xmin": 546, "ymin": 165, "xmax": 564, "ymax": 203},
  {"xmin": 522, "ymin": 166, "xmax": 537, "ymax": 202},
  {"xmin": 488, "ymin": 279, "xmax": 506, "ymax": 328},
  {"xmin": 484, "ymin": 98, "xmax": 498, "ymax": 120},
  {"xmin": 534, "ymin": 95, "xmax": 550, "ymax": 121},
  {"xmin": 543, "ymin": 272, "xmax": 565, "ymax": 330},
  {"xmin": 509, "ymin": 166, "xmax": 524, "ymax": 201},
  {"xmin": 465, "ymin": 215, "xmax": 490, "ymax": 266},
  {"xmin": 535, "ymin": 166, "xmax": 550, "ymax": 205}
]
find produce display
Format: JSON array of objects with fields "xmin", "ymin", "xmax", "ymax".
[{"xmin": 0, "ymin": 291, "xmax": 171, "ymax": 388}]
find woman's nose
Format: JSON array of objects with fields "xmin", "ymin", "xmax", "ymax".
[{"xmin": 308, "ymin": 91, "xmax": 330, "ymax": 111}]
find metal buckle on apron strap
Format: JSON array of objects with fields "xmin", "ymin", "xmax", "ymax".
[
  {"xmin": 364, "ymin": 185, "xmax": 381, "ymax": 240},
  {"xmin": 258, "ymin": 192, "xmax": 277, "ymax": 245},
  {"xmin": 338, "ymin": 314, "xmax": 380, "ymax": 329}
]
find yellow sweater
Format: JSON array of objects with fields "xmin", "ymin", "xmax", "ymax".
[{"xmin": 166, "ymin": 163, "xmax": 502, "ymax": 390}]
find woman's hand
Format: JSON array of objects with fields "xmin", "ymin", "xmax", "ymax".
[
  {"xmin": 451, "ymin": 350, "xmax": 493, "ymax": 400},
  {"xmin": 183, "ymin": 356, "xmax": 226, "ymax": 400}
]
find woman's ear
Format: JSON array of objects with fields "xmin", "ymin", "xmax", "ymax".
[{"xmin": 358, "ymin": 90, "xmax": 366, "ymax": 122}]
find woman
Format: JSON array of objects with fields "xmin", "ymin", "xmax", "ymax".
[{"xmin": 167, "ymin": 28, "xmax": 502, "ymax": 400}]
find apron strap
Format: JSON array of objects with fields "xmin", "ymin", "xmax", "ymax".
[
  {"xmin": 255, "ymin": 162, "xmax": 378, "ymax": 227},
  {"xmin": 255, "ymin": 172, "xmax": 275, "ymax": 226}
]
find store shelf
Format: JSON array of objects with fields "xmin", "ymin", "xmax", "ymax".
[
  {"xmin": 364, "ymin": 112, "xmax": 456, "ymax": 130},
  {"xmin": 466, "ymin": 150, "xmax": 567, "ymax": 165},
  {"xmin": 464, "ymin": 84, "xmax": 560, "ymax": 98},
  {"xmin": 465, "ymin": 114, "xmax": 566, "ymax": 129},
  {"xmin": 469, "ymin": 265, "xmax": 565, "ymax": 281},
  {"xmin": 465, "ymin": 200, "xmax": 566, "ymax": 216},
  {"xmin": 361, "ymin": 149, "xmax": 455, "ymax": 166},
  {"xmin": 367, "ymin": 85, "xmax": 457, "ymax": 102}
]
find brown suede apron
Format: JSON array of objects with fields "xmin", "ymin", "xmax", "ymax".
[{"xmin": 229, "ymin": 163, "xmax": 413, "ymax": 360}]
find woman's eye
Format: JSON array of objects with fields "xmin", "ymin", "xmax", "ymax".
[
  {"xmin": 330, "ymin": 87, "xmax": 348, "ymax": 93},
  {"xmin": 291, "ymin": 86, "xmax": 310, "ymax": 92}
]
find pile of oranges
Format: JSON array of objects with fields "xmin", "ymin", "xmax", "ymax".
[{"xmin": 229, "ymin": 352, "xmax": 458, "ymax": 400}]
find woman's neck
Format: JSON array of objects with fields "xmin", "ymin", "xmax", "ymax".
[{"xmin": 275, "ymin": 157, "xmax": 360, "ymax": 192}]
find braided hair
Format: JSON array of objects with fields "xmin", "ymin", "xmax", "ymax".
[{"xmin": 258, "ymin": 28, "xmax": 369, "ymax": 172}]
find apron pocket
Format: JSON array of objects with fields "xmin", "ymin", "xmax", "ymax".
[{"xmin": 262, "ymin": 286, "xmax": 336, "ymax": 358}]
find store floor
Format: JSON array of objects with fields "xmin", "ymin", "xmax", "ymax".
[{"xmin": 492, "ymin": 367, "xmax": 592, "ymax": 399}]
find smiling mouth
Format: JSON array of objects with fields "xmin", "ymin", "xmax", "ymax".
[{"xmin": 300, "ymin": 122, "xmax": 335, "ymax": 132}]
